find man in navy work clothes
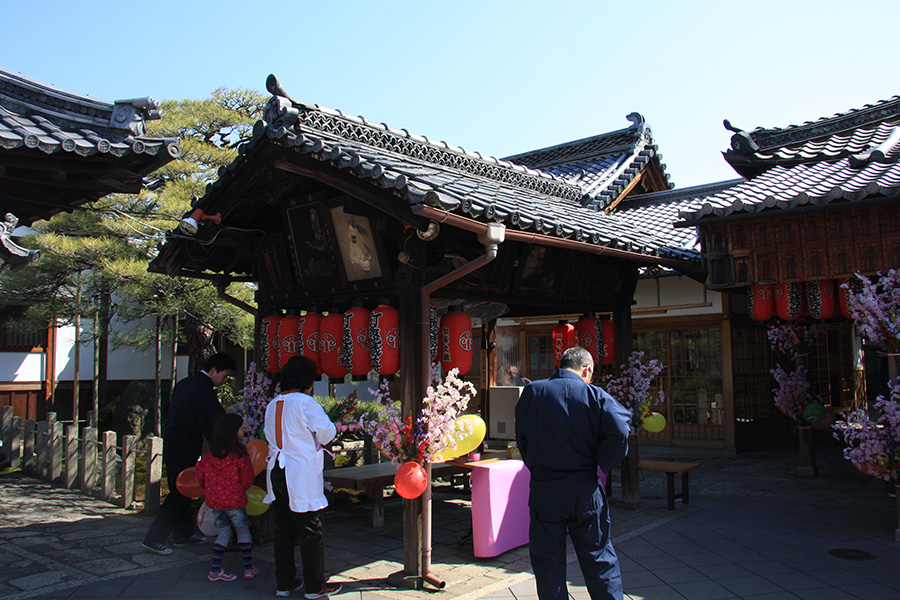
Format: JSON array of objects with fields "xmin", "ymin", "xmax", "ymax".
[
  {"xmin": 142, "ymin": 352, "xmax": 238, "ymax": 555},
  {"xmin": 515, "ymin": 346, "xmax": 631, "ymax": 600}
]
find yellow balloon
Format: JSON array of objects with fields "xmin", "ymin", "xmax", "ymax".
[
  {"xmin": 642, "ymin": 412, "xmax": 666, "ymax": 434},
  {"xmin": 441, "ymin": 415, "xmax": 487, "ymax": 459},
  {"xmin": 245, "ymin": 485, "xmax": 269, "ymax": 516}
]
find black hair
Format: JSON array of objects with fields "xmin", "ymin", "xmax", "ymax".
[
  {"xmin": 280, "ymin": 355, "xmax": 317, "ymax": 392},
  {"xmin": 209, "ymin": 413, "xmax": 248, "ymax": 459},
  {"xmin": 203, "ymin": 352, "xmax": 238, "ymax": 373}
]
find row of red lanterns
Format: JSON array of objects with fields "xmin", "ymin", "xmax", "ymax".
[
  {"xmin": 748, "ymin": 279, "xmax": 853, "ymax": 321},
  {"xmin": 552, "ymin": 314, "xmax": 615, "ymax": 368},
  {"xmin": 259, "ymin": 305, "xmax": 473, "ymax": 379}
]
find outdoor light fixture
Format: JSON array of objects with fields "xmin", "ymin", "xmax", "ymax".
[{"xmin": 179, "ymin": 209, "xmax": 222, "ymax": 235}]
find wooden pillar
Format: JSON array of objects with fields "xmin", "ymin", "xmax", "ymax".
[
  {"xmin": 614, "ymin": 301, "xmax": 639, "ymax": 505},
  {"xmin": 395, "ymin": 285, "xmax": 425, "ymax": 581}
]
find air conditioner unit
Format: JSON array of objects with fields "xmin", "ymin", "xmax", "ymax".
[{"xmin": 488, "ymin": 386, "xmax": 523, "ymax": 440}]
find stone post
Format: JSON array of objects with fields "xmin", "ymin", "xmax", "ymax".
[
  {"xmin": 8, "ymin": 416, "xmax": 22, "ymax": 469},
  {"xmin": 144, "ymin": 436, "xmax": 163, "ymax": 514},
  {"xmin": 101, "ymin": 430, "xmax": 117, "ymax": 501},
  {"xmin": 0, "ymin": 405, "xmax": 10, "ymax": 463},
  {"xmin": 23, "ymin": 419, "xmax": 36, "ymax": 474},
  {"xmin": 80, "ymin": 426, "xmax": 98, "ymax": 493},
  {"xmin": 36, "ymin": 421, "xmax": 49, "ymax": 479},
  {"xmin": 48, "ymin": 421, "xmax": 63, "ymax": 484},
  {"xmin": 65, "ymin": 424, "xmax": 79, "ymax": 489},
  {"xmin": 121, "ymin": 435, "xmax": 136, "ymax": 509}
]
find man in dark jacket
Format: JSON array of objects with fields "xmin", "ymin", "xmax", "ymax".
[
  {"xmin": 142, "ymin": 352, "xmax": 238, "ymax": 555},
  {"xmin": 515, "ymin": 346, "xmax": 631, "ymax": 600}
]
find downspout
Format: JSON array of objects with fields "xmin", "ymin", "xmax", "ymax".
[{"xmin": 419, "ymin": 221, "xmax": 506, "ymax": 588}]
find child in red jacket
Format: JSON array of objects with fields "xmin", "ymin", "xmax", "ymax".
[{"xmin": 195, "ymin": 413, "xmax": 258, "ymax": 582}]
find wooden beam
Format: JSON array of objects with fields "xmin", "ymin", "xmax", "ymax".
[{"xmin": 270, "ymin": 146, "xmax": 432, "ymax": 232}]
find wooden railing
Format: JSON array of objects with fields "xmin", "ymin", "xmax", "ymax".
[{"xmin": 0, "ymin": 405, "xmax": 162, "ymax": 513}]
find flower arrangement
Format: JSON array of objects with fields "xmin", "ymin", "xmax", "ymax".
[
  {"xmin": 833, "ymin": 378, "xmax": 900, "ymax": 480},
  {"xmin": 317, "ymin": 391, "xmax": 365, "ymax": 441},
  {"xmin": 770, "ymin": 363, "xmax": 811, "ymax": 421},
  {"xmin": 602, "ymin": 351, "xmax": 665, "ymax": 433},
  {"xmin": 359, "ymin": 367, "xmax": 477, "ymax": 464},
  {"xmin": 834, "ymin": 271, "xmax": 900, "ymax": 478},
  {"xmin": 767, "ymin": 324, "xmax": 816, "ymax": 360},
  {"xmin": 841, "ymin": 271, "xmax": 900, "ymax": 349},
  {"xmin": 234, "ymin": 362, "xmax": 274, "ymax": 440}
]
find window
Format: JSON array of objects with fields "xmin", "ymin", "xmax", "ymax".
[{"xmin": 0, "ymin": 308, "xmax": 45, "ymax": 351}]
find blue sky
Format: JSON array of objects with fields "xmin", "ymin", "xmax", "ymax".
[{"xmin": 3, "ymin": 1, "xmax": 899, "ymax": 187}]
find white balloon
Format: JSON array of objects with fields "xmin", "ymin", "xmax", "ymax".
[{"xmin": 197, "ymin": 501, "xmax": 221, "ymax": 537}]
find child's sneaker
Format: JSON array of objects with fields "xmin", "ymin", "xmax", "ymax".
[
  {"xmin": 208, "ymin": 570, "xmax": 237, "ymax": 582},
  {"xmin": 244, "ymin": 566, "xmax": 260, "ymax": 580},
  {"xmin": 303, "ymin": 583, "xmax": 342, "ymax": 599}
]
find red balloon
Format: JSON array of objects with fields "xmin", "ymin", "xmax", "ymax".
[
  {"xmin": 246, "ymin": 439, "xmax": 268, "ymax": 475},
  {"xmin": 176, "ymin": 467, "xmax": 204, "ymax": 498},
  {"xmin": 394, "ymin": 461, "xmax": 428, "ymax": 499}
]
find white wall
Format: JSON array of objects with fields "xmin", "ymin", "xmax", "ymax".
[
  {"xmin": 0, "ymin": 352, "xmax": 45, "ymax": 381},
  {"xmin": 633, "ymin": 275, "xmax": 722, "ymax": 319}
]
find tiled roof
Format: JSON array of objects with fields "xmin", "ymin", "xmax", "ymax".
[
  {"xmin": 723, "ymin": 96, "xmax": 900, "ymax": 177},
  {"xmin": 0, "ymin": 65, "xmax": 181, "ymax": 224},
  {"xmin": 193, "ymin": 75, "xmax": 696, "ymax": 264},
  {"xmin": 504, "ymin": 113, "xmax": 673, "ymax": 210},
  {"xmin": 680, "ymin": 95, "xmax": 900, "ymax": 222},
  {"xmin": 618, "ymin": 180, "xmax": 743, "ymax": 251}
]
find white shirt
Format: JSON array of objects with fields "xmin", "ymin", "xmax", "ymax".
[{"xmin": 263, "ymin": 391, "xmax": 336, "ymax": 513}]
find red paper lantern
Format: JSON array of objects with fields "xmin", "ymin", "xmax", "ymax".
[
  {"xmin": 552, "ymin": 321, "xmax": 575, "ymax": 367},
  {"xmin": 440, "ymin": 307, "xmax": 473, "ymax": 375},
  {"xmin": 807, "ymin": 279, "xmax": 835, "ymax": 320},
  {"xmin": 343, "ymin": 305, "xmax": 372, "ymax": 377},
  {"xmin": 837, "ymin": 278, "xmax": 860, "ymax": 320},
  {"xmin": 298, "ymin": 310, "xmax": 322, "ymax": 373},
  {"xmin": 278, "ymin": 312, "xmax": 301, "ymax": 371},
  {"xmin": 599, "ymin": 318, "xmax": 615, "ymax": 366},
  {"xmin": 260, "ymin": 313, "xmax": 282, "ymax": 373},
  {"xmin": 574, "ymin": 314, "xmax": 600, "ymax": 365},
  {"xmin": 748, "ymin": 284, "xmax": 775, "ymax": 321},
  {"xmin": 370, "ymin": 303, "xmax": 400, "ymax": 375},
  {"xmin": 775, "ymin": 282, "xmax": 804, "ymax": 321},
  {"xmin": 319, "ymin": 313, "xmax": 347, "ymax": 380}
]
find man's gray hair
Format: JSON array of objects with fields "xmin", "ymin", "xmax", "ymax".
[{"xmin": 560, "ymin": 346, "xmax": 593, "ymax": 371}]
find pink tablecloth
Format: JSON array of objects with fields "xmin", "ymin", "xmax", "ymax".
[{"xmin": 470, "ymin": 459, "xmax": 530, "ymax": 558}]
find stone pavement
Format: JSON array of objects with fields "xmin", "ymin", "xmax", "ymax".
[{"xmin": 1, "ymin": 431, "xmax": 898, "ymax": 600}]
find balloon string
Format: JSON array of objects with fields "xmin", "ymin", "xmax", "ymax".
[{"xmin": 319, "ymin": 445, "xmax": 335, "ymax": 458}]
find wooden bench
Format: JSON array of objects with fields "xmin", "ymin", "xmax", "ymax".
[
  {"xmin": 639, "ymin": 460, "xmax": 699, "ymax": 510},
  {"xmin": 323, "ymin": 461, "xmax": 470, "ymax": 528}
]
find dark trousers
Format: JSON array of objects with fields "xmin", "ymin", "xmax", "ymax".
[
  {"xmin": 529, "ymin": 479, "xmax": 623, "ymax": 600},
  {"xmin": 270, "ymin": 464, "xmax": 325, "ymax": 592},
  {"xmin": 143, "ymin": 457, "xmax": 195, "ymax": 546}
]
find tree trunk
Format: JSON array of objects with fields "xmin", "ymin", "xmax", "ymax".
[{"xmin": 621, "ymin": 435, "xmax": 641, "ymax": 505}]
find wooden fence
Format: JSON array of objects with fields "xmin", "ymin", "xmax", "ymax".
[{"xmin": 0, "ymin": 405, "xmax": 162, "ymax": 513}]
